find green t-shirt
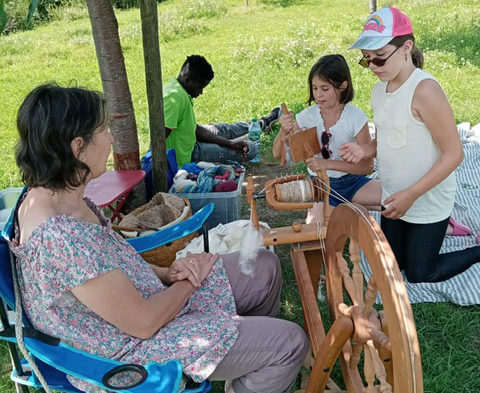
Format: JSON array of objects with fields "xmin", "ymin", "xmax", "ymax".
[{"xmin": 164, "ymin": 78, "xmax": 197, "ymax": 167}]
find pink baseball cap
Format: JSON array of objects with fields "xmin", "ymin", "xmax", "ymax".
[{"xmin": 350, "ymin": 6, "xmax": 413, "ymax": 50}]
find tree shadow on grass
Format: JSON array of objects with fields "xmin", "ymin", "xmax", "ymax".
[{"xmin": 419, "ymin": 26, "xmax": 480, "ymax": 68}]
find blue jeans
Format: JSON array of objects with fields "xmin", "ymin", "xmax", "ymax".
[
  {"xmin": 328, "ymin": 174, "xmax": 371, "ymax": 207},
  {"xmin": 191, "ymin": 122, "xmax": 258, "ymax": 163}
]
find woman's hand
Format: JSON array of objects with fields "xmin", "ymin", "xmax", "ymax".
[
  {"xmin": 166, "ymin": 252, "xmax": 218, "ymax": 288},
  {"xmin": 279, "ymin": 111, "xmax": 296, "ymax": 133},
  {"xmin": 305, "ymin": 156, "xmax": 330, "ymax": 172},
  {"xmin": 382, "ymin": 189, "xmax": 419, "ymax": 219},
  {"xmin": 339, "ymin": 143, "xmax": 366, "ymax": 164}
]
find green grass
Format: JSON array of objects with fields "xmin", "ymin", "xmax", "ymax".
[{"xmin": 1, "ymin": 0, "xmax": 480, "ymax": 392}]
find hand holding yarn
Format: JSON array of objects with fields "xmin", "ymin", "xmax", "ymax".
[{"xmin": 305, "ymin": 156, "xmax": 331, "ymax": 172}]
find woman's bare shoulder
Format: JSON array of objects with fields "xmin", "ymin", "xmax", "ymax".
[{"xmin": 17, "ymin": 191, "xmax": 59, "ymax": 244}]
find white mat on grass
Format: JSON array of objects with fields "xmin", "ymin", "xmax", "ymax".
[{"xmin": 361, "ymin": 123, "xmax": 480, "ymax": 305}]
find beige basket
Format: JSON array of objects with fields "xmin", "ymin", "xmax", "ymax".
[{"xmin": 119, "ymin": 197, "xmax": 196, "ymax": 268}]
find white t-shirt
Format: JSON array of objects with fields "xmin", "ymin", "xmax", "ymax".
[
  {"xmin": 295, "ymin": 103, "xmax": 368, "ymax": 178},
  {"xmin": 373, "ymin": 68, "xmax": 456, "ymax": 224}
]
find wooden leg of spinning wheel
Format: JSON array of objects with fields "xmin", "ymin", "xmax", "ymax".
[
  {"xmin": 246, "ymin": 176, "xmax": 260, "ymax": 230},
  {"xmin": 304, "ymin": 315, "xmax": 353, "ymax": 393},
  {"xmin": 303, "ymin": 249, "xmax": 322, "ymax": 297}
]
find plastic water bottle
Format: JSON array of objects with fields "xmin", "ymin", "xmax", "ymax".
[{"xmin": 248, "ymin": 118, "xmax": 261, "ymax": 162}]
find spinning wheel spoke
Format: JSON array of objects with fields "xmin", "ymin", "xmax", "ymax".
[
  {"xmin": 365, "ymin": 340, "xmax": 393, "ymax": 393},
  {"xmin": 364, "ymin": 276, "xmax": 378, "ymax": 315},
  {"xmin": 336, "ymin": 252, "xmax": 361, "ymax": 306},
  {"xmin": 349, "ymin": 239, "xmax": 364, "ymax": 306}
]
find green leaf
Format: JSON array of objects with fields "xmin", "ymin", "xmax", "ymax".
[
  {"xmin": 0, "ymin": 0, "xmax": 8, "ymax": 34},
  {"xmin": 27, "ymin": 0, "xmax": 41, "ymax": 23}
]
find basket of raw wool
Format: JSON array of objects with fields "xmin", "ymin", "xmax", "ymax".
[{"xmin": 117, "ymin": 192, "xmax": 195, "ymax": 267}]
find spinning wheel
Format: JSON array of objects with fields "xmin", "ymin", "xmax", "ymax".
[
  {"xmin": 247, "ymin": 175, "xmax": 423, "ymax": 392},
  {"xmin": 323, "ymin": 204, "xmax": 423, "ymax": 393}
]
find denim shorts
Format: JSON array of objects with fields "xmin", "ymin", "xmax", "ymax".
[{"xmin": 328, "ymin": 174, "xmax": 371, "ymax": 207}]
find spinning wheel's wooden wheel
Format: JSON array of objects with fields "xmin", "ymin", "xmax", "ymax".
[{"xmin": 325, "ymin": 204, "xmax": 423, "ymax": 393}]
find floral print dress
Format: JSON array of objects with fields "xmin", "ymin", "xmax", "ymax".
[{"xmin": 9, "ymin": 198, "xmax": 239, "ymax": 392}]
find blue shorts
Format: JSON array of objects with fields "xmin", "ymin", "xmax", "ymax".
[{"xmin": 328, "ymin": 174, "xmax": 371, "ymax": 207}]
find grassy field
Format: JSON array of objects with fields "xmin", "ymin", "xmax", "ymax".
[{"xmin": 0, "ymin": 0, "xmax": 479, "ymax": 392}]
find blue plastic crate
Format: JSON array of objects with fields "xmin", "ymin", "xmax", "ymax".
[{"xmin": 170, "ymin": 171, "xmax": 244, "ymax": 230}]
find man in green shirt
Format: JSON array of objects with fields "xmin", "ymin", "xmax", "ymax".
[{"xmin": 164, "ymin": 55, "xmax": 280, "ymax": 167}]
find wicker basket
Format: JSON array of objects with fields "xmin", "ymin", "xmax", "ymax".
[{"xmin": 120, "ymin": 197, "xmax": 196, "ymax": 268}]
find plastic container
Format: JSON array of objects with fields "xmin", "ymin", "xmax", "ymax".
[
  {"xmin": 248, "ymin": 119, "xmax": 261, "ymax": 163},
  {"xmin": 0, "ymin": 188, "xmax": 23, "ymax": 231},
  {"xmin": 170, "ymin": 171, "xmax": 244, "ymax": 230}
]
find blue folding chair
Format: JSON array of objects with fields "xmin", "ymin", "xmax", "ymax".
[{"xmin": 0, "ymin": 188, "xmax": 214, "ymax": 393}]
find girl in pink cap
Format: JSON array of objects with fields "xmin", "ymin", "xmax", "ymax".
[{"xmin": 341, "ymin": 6, "xmax": 480, "ymax": 283}]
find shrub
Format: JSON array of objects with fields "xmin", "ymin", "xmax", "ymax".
[
  {"xmin": 2, "ymin": 0, "xmax": 84, "ymax": 34},
  {"xmin": 233, "ymin": 23, "xmax": 322, "ymax": 68},
  {"xmin": 183, "ymin": 0, "xmax": 227, "ymax": 19},
  {"xmin": 158, "ymin": 10, "xmax": 207, "ymax": 42}
]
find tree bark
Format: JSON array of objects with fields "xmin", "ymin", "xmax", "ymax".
[
  {"xmin": 139, "ymin": 0, "xmax": 168, "ymax": 193},
  {"xmin": 85, "ymin": 0, "xmax": 141, "ymax": 171}
]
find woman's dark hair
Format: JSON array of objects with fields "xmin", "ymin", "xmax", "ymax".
[
  {"xmin": 307, "ymin": 54, "xmax": 354, "ymax": 105},
  {"xmin": 16, "ymin": 83, "xmax": 108, "ymax": 191},
  {"xmin": 389, "ymin": 34, "xmax": 424, "ymax": 69}
]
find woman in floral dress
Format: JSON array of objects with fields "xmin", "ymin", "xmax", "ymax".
[{"xmin": 9, "ymin": 84, "xmax": 309, "ymax": 393}]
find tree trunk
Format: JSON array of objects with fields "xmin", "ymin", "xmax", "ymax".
[
  {"xmin": 85, "ymin": 0, "xmax": 141, "ymax": 171},
  {"xmin": 139, "ymin": 0, "xmax": 168, "ymax": 193}
]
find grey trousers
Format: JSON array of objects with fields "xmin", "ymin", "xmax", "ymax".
[
  {"xmin": 191, "ymin": 122, "xmax": 259, "ymax": 164},
  {"xmin": 209, "ymin": 250, "xmax": 310, "ymax": 393}
]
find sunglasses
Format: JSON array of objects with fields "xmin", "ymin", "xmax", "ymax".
[
  {"xmin": 358, "ymin": 46, "xmax": 400, "ymax": 68},
  {"xmin": 320, "ymin": 130, "xmax": 332, "ymax": 159}
]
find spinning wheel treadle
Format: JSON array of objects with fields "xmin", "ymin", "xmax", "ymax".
[{"xmin": 324, "ymin": 204, "xmax": 423, "ymax": 393}]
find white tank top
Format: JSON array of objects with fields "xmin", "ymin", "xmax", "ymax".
[{"xmin": 372, "ymin": 68, "xmax": 456, "ymax": 224}]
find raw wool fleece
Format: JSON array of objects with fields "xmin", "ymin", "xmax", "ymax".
[{"xmin": 121, "ymin": 192, "xmax": 185, "ymax": 229}]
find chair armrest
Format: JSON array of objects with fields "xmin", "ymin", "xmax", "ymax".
[
  {"xmin": 22, "ymin": 337, "xmax": 203, "ymax": 393},
  {"xmin": 127, "ymin": 203, "xmax": 214, "ymax": 253}
]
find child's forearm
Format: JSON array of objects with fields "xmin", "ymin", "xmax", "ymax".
[
  {"xmin": 330, "ymin": 158, "xmax": 374, "ymax": 175},
  {"xmin": 363, "ymin": 140, "xmax": 377, "ymax": 158}
]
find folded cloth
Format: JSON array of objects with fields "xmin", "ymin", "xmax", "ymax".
[
  {"xmin": 449, "ymin": 217, "xmax": 472, "ymax": 236},
  {"xmin": 213, "ymin": 180, "xmax": 238, "ymax": 192},
  {"xmin": 181, "ymin": 163, "xmax": 203, "ymax": 175}
]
